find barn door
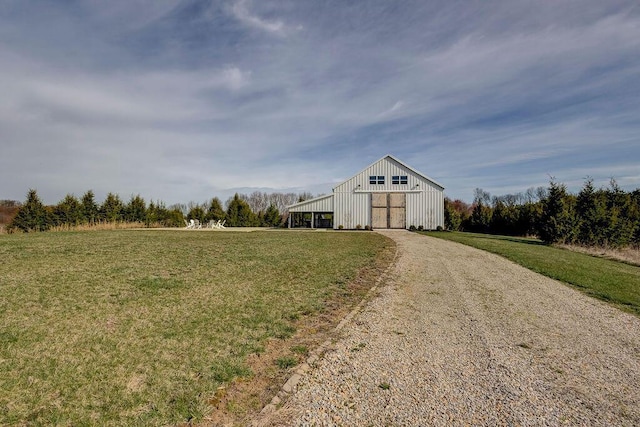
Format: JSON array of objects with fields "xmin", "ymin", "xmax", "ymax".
[
  {"xmin": 371, "ymin": 193, "xmax": 388, "ymax": 229},
  {"xmin": 371, "ymin": 193, "xmax": 406, "ymax": 229},
  {"xmin": 389, "ymin": 193, "xmax": 406, "ymax": 229}
]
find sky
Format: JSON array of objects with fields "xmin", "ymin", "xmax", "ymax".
[{"xmin": 1, "ymin": 0, "xmax": 639, "ymax": 206}]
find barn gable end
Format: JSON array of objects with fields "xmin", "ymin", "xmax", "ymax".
[
  {"xmin": 333, "ymin": 155, "xmax": 444, "ymax": 194},
  {"xmin": 287, "ymin": 155, "xmax": 444, "ymax": 230}
]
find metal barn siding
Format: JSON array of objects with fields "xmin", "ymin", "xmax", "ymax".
[
  {"xmin": 405, "ymin": 190, "xmax": 444, "ymax": 229},
  {"xmin": 288, "ymin": 194, "xmax": 334, "ymax": 212},
  {"xmin": 334, "ymin": 192, "xmax": 370, "ymax": 229}
]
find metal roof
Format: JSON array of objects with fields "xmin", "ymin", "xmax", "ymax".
[{"xmin": 286, "ymin": 193, "xmax": 334, "ymax": 210}]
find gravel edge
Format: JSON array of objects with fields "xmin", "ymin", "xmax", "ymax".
[{"xmin": 251, "ymin": 243, "xmax": 399, "ymax": 425}]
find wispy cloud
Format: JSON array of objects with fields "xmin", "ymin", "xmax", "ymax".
[{"xmin": 229, "ymin": 0, "xmax": 295, "ymax": 35}]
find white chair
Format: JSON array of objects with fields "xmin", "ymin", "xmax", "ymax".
[
  {"xmin": 185, "ymin": 219, "xmax": 195, "ymax": 229},
  {"xmin": 218, "ymin": 220, "xmax": 226, "ymax": 229}
]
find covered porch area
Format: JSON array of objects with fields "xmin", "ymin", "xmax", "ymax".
[
  {"xmin": 288, "ymin": 212, "xmax": 333, "ymax": 229},
  {"xmin": 286, "ymin": 194, "xmax": 335, "ymax": 229}
]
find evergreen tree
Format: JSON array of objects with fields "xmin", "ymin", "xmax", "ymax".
[
  {"xmin": 81, "ymin": 190, "xmax": 99, "ymax": 225},
  {"xmin": 604, "ymin": 179, "xmax": 636, "ymax": 247},
  {"xmin": 487, "ymin": 196, "xmax": 521, "ymax": 236},
  {"xmin": 124, "ymin": 195, "xmax": 147, "ymax": 223},
  {"xmin": 263, "ymin": 204, "xmax": 281, "ymax": 227},
  {"xmin": 53, "ymin": 194, "xmax": 83, "ymax": 227},
  {"xmin": 490, "ymin": 200, "xmax": 508, "ymax": 235},
  {"xmin": 9, "ymin": 189, "xmax": 51, "ymax": 232},
  {"xmin": 469, "ymin": 201, "xmax": 492, "ymax": 233},
  {"xmin": 468, "ymin": 189, "xmax": 492, "ymax": 233},
  {"xmin": 204, "ymin": 198, "xmax": 225, "ymax": 222},
  {"xmin": 538, "ymin": 180, "xmax": 577, "ymax": 244},
  {"xmin": 164, "ymin": 207, "xmax": 185, "ymax": 228},
  {"xmin": 146, "ymin": 201, "xmax": 159, "ymax": 226},
  {"xmin": 226, "ymin": 194, "xmax": 257, "ymax": 226},
  {"xmin": 576, "ymin": 179, "xmax": 609, "ymax": 245},
  {"xmin": 516, "ymin": 202, "xmax": 542, "ymax": 237},
  {"xmin": 187, "ymin": 205, "xmax": 206, "ymax": 223},
  {"xmin": 101, "ymin": 193, "xmax": 124, "ymax": 223}
]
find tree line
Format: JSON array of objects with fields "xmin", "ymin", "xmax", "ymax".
[
  {"xmin": 445, "ymin": 179, "xmax": 640, "ymax": 247},
  {"xmin": 7, "ymin": 189, "xmax": 315, "ymax": 233},
  {"xmin": 8, "ymin": 181, "xmax": 639, "ymax": 247}
]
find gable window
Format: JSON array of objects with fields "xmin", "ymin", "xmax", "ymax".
[
  {"xmin": 369, "ymin": 175, "xmax": 385, "ymax": 185},
  {"xmin": 392, "ymin": 175, "xmax": 408, "ymax": 185}
]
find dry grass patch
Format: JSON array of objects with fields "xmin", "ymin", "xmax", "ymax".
[
  {"xmin": 0, "ymin": 229, "xmax": 394, "ymax": 426},
  {"xmin": 556, "ymin": 243, "xmax": 640, "ymax": 266}
]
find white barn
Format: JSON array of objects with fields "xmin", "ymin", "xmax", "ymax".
[{"xmin": 287, "ymin": 155, "xmax": 444, "ymax": 230}]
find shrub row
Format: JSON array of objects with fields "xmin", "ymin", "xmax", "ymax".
[
  {"xmin": 7, "ymin": 190, "xmax": 291, "ymax": 233},
  {"xmin": 445, "ymin": 179, "xmax": 640, "ymax": 248},
  {"xmin": 8, "ymin": 190, "xmax": 184, "ymax": 232}
]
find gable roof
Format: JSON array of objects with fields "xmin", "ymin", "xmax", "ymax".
[{"xmin": 336, "ymin": 154, "xmax": 445, "ymax": 191}]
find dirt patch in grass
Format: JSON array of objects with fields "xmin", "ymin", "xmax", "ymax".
[{"xmin": 201, "ymin": 240, "xmax": 396, "ymax": 426}]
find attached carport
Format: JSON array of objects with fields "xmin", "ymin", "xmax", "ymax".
[{"xmin": 287, "ymin": 194, "xmax": 334, "ymax": 229}]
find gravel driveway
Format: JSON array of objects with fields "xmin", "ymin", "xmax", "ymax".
[{"xmin": 257, "ymin": 231, "xmax": 640, "ymax": 426}]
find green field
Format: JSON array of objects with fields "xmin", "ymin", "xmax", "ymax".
[
  {"xmin": 423, "ymin": 231, "xmax": 640, "ymax": 316},
  {"xmin": 0, "ymin": 230, "xmax": 392, "ymax": 425}
]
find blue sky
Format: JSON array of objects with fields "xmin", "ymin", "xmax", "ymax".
[{"xmin": 1, "ymin": 0, "xmax": 639, "ymax": 205}]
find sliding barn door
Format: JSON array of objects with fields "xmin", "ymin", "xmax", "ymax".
[
  {"xmin": 371, "ymin": 193, "xmax": 388, "ymax": 229},
  {"xmin": 389, "ymin": 193, "xmax": 406, "ymax": 229},
  {"xmin": 371, "ymin": 193, "xmax": 406, "ymax": 229}
]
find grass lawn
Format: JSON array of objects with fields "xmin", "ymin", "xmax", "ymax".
[
  {"xmin": 422, "ymin": 231, "xmax": 640, "ymax": 316},
  {"xmin": 0, "ymin": 229, "xmax": 393, "ymax": 425}
]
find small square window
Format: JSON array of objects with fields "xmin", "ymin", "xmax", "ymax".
[
  {"xmin": 377, "ymin": 176, "xmax": 385, "ymax": 184},
  {"xmin": 392, "ymin": 175, "xmax": 408, "ymax": 185},
  {"xmin": 369, "ymin": 176, "xmax": 377, "ymax": 184}
]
